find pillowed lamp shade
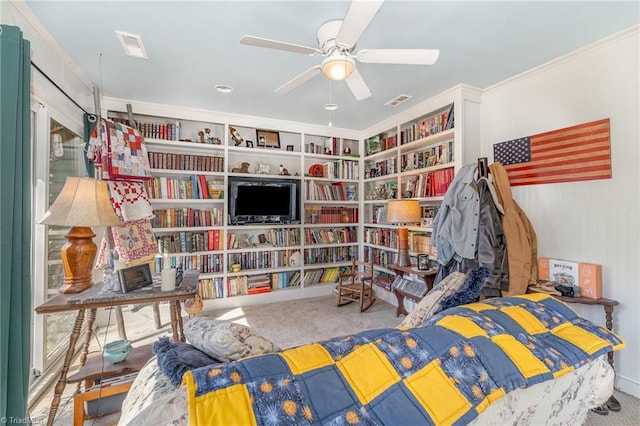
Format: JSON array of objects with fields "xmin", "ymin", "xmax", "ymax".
[
  {"xmin": 386, "ymin": 200, "xmax": 422, "ymax": 267},
  {"xmin": 39, "ymin": 177, "xmax": 120, "ymax": 293}
]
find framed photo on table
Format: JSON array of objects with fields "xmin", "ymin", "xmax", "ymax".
[{"xmin": 256, "ymin": 130, "xmax": 280, "ymax": 148}]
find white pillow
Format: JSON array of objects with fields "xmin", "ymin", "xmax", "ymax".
[
  {"xmin": 399, "ymin": 272, "xmax": 467, "ymax": 328},
  {"xmin": 184, "ymin": 317, "xmax": 280, "ymax": 362}
]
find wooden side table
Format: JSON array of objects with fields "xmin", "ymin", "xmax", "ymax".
[
  {"xmin": 35, "ymin": 271, "xmax": 199, "ymax": 426},
  {"xmin": 388, "ymin": 263, "xmax": 437, "ymax": 317},
  {"xmin": 67, "ymin": 344, "xmax": 153, "ymax": 425}
]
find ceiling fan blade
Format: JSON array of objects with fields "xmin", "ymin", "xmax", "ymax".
[
  {"xmin": 357, "ymin": 49, "xmax": 440, "ymax": 65},
  {"xmin": 345, "ymin": 68, "xmax": 371, "ymax": 100},
  {"xmin": 336, "ymin": 0, "xmax": 384, "ymax": 48},
  {"xmin": 275, "ymin": 65, "xmax": 322, "ymax": 94},
  {"xmin": 240, "ymin": 35, "xmax": 322, "ymax": 56}
]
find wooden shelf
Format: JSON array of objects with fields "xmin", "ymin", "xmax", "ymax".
[{"xmin": 67, "ymin": 344, "xmax": 153, "ymax": 385}]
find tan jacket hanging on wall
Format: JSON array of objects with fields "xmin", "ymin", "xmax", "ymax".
[{"xmin": 489, "ymin": 162, "xmax": 538, "ymax": 296}]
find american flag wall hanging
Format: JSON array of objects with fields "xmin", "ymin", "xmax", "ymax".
[{"xmin": 493, "ymin": 118, "xmax": 611, "ymax": 186}]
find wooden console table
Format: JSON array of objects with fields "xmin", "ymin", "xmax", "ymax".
[
  {"xmin": 556, "ymin": 295, "xmax": 619, "ymax": 367},
  {"xmin": 35, "ymin": 271, "xmax": 199, "ymax": 426},
  {"xmin": 388, "ymin": 263, "xmax": 437, "ymax": 317}
]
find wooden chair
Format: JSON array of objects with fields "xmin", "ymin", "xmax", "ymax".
[{"xmin": 337, "ymin": 259, "xmax": 376, "ymax": 312}]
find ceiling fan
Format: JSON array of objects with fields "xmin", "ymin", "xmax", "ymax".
[{"xmin": 240, "ymin": 0, "xmax": 440, "ymax": 101}]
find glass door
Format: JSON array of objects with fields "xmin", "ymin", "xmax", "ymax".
[{"xmin": 31, "ymin": 105, "xmax": 88, "ymax": 379}]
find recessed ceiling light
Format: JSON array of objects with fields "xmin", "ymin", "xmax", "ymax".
[
  {"xmin": 324, "ymin": 103, "xmax": 339, "ymax": 111},
  {"xmin": 115, "ymin": 31, "xmax": 148, "ymax": 59},
  {"xmin": 215, "ymin": 84, "xmax": 234, "ymax": 94}
]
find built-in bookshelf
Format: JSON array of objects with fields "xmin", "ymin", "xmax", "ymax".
[
  {"xmin": 103, "ymin": 84, "xmax": 480, "ymax": 310},
  {"xmin": 361, "ymin": 86, "xmax": 481, "ymax": 308}
]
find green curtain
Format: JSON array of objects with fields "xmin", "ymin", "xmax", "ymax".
[{"xmin": 0, "ymin": 25, "xmax": 32, "ymax": 422}]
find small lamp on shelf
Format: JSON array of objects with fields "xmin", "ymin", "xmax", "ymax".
[
  {"xmin": 386, "ymin": 199, "xmax": 421, "ymax": 267},
  {"xmin": 39, "ymin": 177, "xmax": 121, "ymax": 294}
]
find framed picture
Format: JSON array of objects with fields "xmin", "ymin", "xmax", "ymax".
[
  {"xmin": 117, "ymin": 264, "xmax": 153, "ymax": 293},
  {"xmin": 246, "ymin": 140, "xmax": 254, "ymax": 148},
  {"xmin": 286, "ymin": 145, "xmax": 294, "ymax": 152},
  {"xmin": 256, "ymin": 130, "xmax": 280, "ymax": 148}
]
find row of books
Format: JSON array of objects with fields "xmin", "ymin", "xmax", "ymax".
[
  {"xmin": 304, "ymin": 207, "xmax": 358, "ymax": 224},
  {"xmin": 373, "ymin": 271, "xmax": 395, "ymax": 292},
  {"xmin": 228, "ymin": 249, "xmax": 299, "ymax": 271},
  {"xmin": 147, "ymin": 152, "xmax": 224, "ymax": 172},
  {"xmin": 198, "ymin": 278, "xmax": 224, "ymax": 299},
  {"xmin": 364, "ymin": 133, "xmax": 397, "ymax": 156},
  {"xmin": 304, "ymin": 227, "xmax": 357, "ymax": 245},
  {"xmin": 145, "ymin": 176, "xmax": 224, "ymax": 200},
  {"xmin": 110, "ymin": 117, "xmax": 181, "ymax": 141},
  {"xmin": 151, "ymin": 207, "xmax": 224, "ymax": 228},
  {"xmin": 400, "ymin": 103, "xmax": 454, "ymax": 145},
  {"xmin": 180, "ymin": 254, "xmax": 224, "ymax": 273},
  {"xmin": 247, "ymin": 273, "xmax": 271, "ymax": 294},
  {"xmin": 157, "ymin": 230, "xmax": 224, "ymax": 254},
  {"xmin": 404, "ymin": 167, "xmax": 455, "ymax": 198},
  {"xmin": 305, "ymin": 181, "xmax": 356, "ymax": 201},
  {"xmin": 364, "ymin": 227, "xmax": 398, "ymax": 248},
  {"xmin": 408, "ymin": 232, "xmax": 434, "ymax": 255},
  {"xmin": 318, "ymin": 159, "xmax": 359, "ymax": 180},
  {"xmin": 228, "ymin": 228, "xmax": 301, "ymax": 249},
  {"xmin": 366, "ymin": 157, "xmax": 399, "ymax": 178},
  {"xmin": 364, "ymin": 247, "xmax": 393, "ymax": 269},
  {"xmin": 400, "ymin": 141, "xmax": 455, "ymax": 172},
  {"xmin": 304, "ymin": 246, "xmax": 354, "ymax": 265}
]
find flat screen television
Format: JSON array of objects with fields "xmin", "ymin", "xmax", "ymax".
[{"xmin": 228, "ymin": 176, "xmax": 300, "ymax": 224}]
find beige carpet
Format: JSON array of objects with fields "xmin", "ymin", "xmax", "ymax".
[{"xmin": 203, "ymin": 295, "xmax": 402, "ymax": 349}]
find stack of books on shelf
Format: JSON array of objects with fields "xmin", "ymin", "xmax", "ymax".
[
  {"xmin": 305, "ymin": 227, "xmax": 357, "ymax": 245},
  {"xmin": 408, "ymin": 232, "xmax": 434, "ymax": 255},
  {"xmin": 400, "ymin": 103, "xmax": 454, "ymax": 145},
  {"xmin": 392, "ymin": 275, "xmax": 428, "ymax": 298},
  {"xmin": 157, "ymin": 230, "xmax": 224, "ymax": 254},
  {"xmin": 306, "ymin": 181, "xmax": 348, "ymax": 201},
  {"xmin": 227, "ymin": 275, "xmax": 248, "ymax": 296},
  {"xmin": 109, "ymin": 117, "xmax": 180, "ymax": 141},
  {"xmin": 248, "ymin": 274, "xmax": 271, "ymax": 294},
  {"xmin": 152, "ymin": 207, "xmax": 224, "ymax": 228}
]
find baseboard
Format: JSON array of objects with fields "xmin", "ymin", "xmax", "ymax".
[{"xmin": 615, "ymin": 374, "xmax": 640, "ymax": 398}]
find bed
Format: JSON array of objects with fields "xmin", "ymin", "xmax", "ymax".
[{"xmin": 118, "ymin": 294, "xmax": 624, "ymax": 425}]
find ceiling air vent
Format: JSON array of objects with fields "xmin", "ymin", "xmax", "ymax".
[
  {"xmin": 115, "ymin": 31, "xmax": 148, "ymax": 59},
  {"xmin": 384, "ymin": 94, "xmax": 412, "ymax": 107}
]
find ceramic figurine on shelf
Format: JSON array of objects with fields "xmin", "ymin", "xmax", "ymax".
[
  {"xmin": 279, "ymin": 164, "xmax": 290, "ymax": 175},
  {"xmin": 256, "ymin": 160, "xmax": 271, "ymax": 174},
  {"xmin": 231, "ymin": 162, "xmax": 250, "ymax": 173}
]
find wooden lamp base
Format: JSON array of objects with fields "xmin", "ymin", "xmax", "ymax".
[
  {"xmin": 396, "ymin": 227, "xmax": 412, "ymax": 267},
  {"xmin": 59, "ymin": 226, "xmax": 97, "ymax": 294}
]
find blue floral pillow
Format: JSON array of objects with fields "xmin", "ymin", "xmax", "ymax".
[{"xmin": 434, "ymin": 267, "xmax": 489, "ymax": 315}]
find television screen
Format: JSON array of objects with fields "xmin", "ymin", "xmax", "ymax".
[{"xmin": 235, "ymin": 185, "xmax": 290, "ymax": 216}]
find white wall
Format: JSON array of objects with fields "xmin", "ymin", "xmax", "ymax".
[{"xmin": 481, "ymin": 26, "xmax": 640, "ymax": 397}]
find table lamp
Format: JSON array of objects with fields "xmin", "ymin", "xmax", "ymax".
[
  {"xmin": 39, "ymin": 177, "xmax": 121, "ymax": 293},
  {"xmin": 386, "ymin": 199, "xmax": 421, "ymax": 267}
]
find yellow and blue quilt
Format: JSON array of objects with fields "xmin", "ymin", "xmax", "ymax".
[{"xmin": 182, "ymin": 294, "xmax": 625, "ymax": 426}]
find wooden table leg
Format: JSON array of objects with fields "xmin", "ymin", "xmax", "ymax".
[
  {"xmin": 604, "ymin": 305, "xmax": 615, "ymax": 367},
  {"xmin": 75, "ymin": 308, "xmax": 97, "ymax": 392},
  {"xmin": 169, "ymin": 301, "xmax": 179, "ymax": 342},
  {"xmin": 115, "ymin": 306, "xmax": 127, "ymax": 340},
  {"xmin": 47, "ymin": 309, "xmax": 85, "ymax": 426},
  {"xmin": 176, "ymin": 301, "xmax": 185, "ymax": 342},
  {"xmin": 394, "ymin": 291, "xmax": 408, "ymax": 317},
  {"xmin": 153, "ymin": 302, "xmax": 162, "ymax": 329}
]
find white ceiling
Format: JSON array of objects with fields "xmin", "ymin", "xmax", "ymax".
[{"xmin": 24, "ymin": 1, "xmax": 639, "ymax": 130}]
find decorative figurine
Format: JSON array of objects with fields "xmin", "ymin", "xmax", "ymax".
[
  {"xmin": 231, "ymin": 162, "xmax": 250, "ymax": 173},
  {"xmin": 256, "ymin": 160, "xmax": 271, "ymax": 174},
  {"xmin": 279, "ymin": 164, "xmax": 291, "ymax": 175},
  {"xmin": 343, "ymin": 146, "xmax": 352, "ymax": 155}
]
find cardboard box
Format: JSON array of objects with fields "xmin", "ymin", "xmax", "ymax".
[
  {"xmin": 538, "ymin": 257, "xmax": 550, "ymax": 280},
  {"xmin": 578, "ymin": 263, "xmax": 602, "ymax": 299},
  {"xmin": 542, "ymin": 257, "xmax": 602, "ymax": 299}
]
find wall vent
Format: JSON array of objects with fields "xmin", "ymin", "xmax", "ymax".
[
  {"xmin": 115, "ymin": 31, "xmax": 148, "ymax": 59},
  {"xmin": 384, "ymin": 94, "xmax": 412, "ymax": 107}
]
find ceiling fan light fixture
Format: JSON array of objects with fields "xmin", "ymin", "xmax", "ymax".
[{"xmin": 321, "ymin": 54, "xmax": 355, "ymax": 81}]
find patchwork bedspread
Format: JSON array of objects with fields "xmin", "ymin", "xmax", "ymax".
[{"xmin": 182, "ymin": 294, "xmax": 625, "ymax": 426}]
